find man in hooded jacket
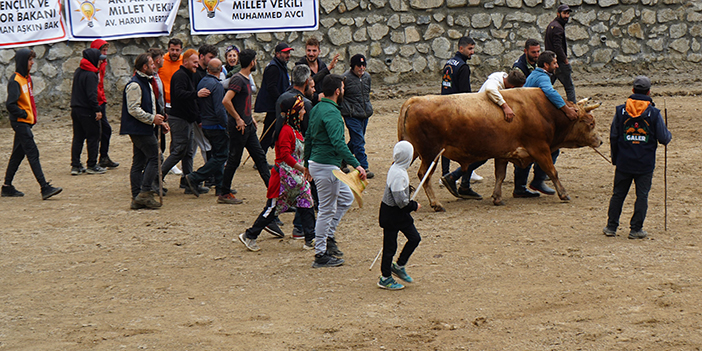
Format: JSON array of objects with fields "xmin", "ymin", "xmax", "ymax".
[
  {"xmin": 70, "ymin": 48, "xmax": 106, "ymax": 175},
  {"xmin": 90, "ymin": 39, "xmax": 119, "ymax": 168},
  {"xmin": 2, "ymin": 49, "xmax": 62, "ymax": 200}
]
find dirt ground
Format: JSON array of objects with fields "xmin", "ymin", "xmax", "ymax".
[{"xmin": 1, "ymin": 80, "xmax": 702, "ymax": 351}]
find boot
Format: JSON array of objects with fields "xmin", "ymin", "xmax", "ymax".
[
  {"xmin": 99, "ymin": 155, "xmax": 119, "ymax": 168},
  {"xmin": 134, "ymin": 191, "xmax": 162, "ymax": 209}
]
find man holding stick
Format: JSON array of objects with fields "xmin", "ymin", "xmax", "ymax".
[{"xmin": 603, "ymin": 76, "xmax": 671, "ymax": 239}]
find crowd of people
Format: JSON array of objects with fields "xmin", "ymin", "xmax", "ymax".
[{"xmin": 2, "ymin": 3, "xmax": 671, "ymax": 289}]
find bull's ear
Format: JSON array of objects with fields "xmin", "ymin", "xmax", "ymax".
[{"xmin": 584, "ymin": 101, "xmax": 602, "ymax": 112}]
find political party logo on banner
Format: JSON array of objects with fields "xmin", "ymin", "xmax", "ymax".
[
  {"xmin": 0, "ymin": 0, "xmax": 68, "ymax": 48},
  {"xmin": 65, "ymin": 0, "xmax": 179, "ymax": 40},
  {"xmin": 190, "ymin": 0, "xmax": 318, "ymax": 35}
]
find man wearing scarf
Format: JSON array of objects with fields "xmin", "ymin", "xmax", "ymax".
[
  {"xmin": 2, "ymin": 49, "xmax": 62, "ymax": 200},
  {"xmin": 70, "ymin": 48, "xmax": 106, "ymax": 175},
  {"xmin": 90, "ymin": 39, "xmax": 119, "ymax": 169}
]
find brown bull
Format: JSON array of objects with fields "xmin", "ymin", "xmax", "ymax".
[{"xmin": 398, "ymin": 87, "xmax": 602, "ymax": 212}]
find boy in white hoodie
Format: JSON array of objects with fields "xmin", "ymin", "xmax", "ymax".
[{"xmin": 378, "ymin": 141, "xmax": 422, "ymax": 290}]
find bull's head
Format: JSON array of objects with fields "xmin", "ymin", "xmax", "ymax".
[{"xmin": 563, "ymin": 98, "xmax": 603, "ymax": 148}]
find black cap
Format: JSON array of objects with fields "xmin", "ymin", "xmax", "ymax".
[
  {"xmin": 350, "ymin": 54, "xmax": 366, "ymax": 68},
  {"xmin": 557, "ymin": 4, "xmax": 571, "ymax": 12},
  {"xmin": 275, "ymin": 42, "xmax": 293, "ymax": 53},
  {"xmin": 633, "ymin": 76, "xmax": 651, "ymax": 91}
]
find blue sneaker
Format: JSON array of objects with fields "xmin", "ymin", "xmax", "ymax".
[
  {"xmin": 377, "ymin": 276, "xmax": 404, "ymax": 290},
  {"xmin": 391, "ymin": 263, "xmax": 413, "ymax": 283}
]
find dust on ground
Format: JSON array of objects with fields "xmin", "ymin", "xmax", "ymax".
[{"xmin": 1, "ymin": 82, "xmax": 701, "ymax": 350}]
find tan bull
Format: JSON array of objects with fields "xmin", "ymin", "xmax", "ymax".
[{"xmin": 398, "ymin": 88, "xmax": 602, "ymax": 212}]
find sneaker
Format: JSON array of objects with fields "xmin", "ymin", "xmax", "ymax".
[
  {"xmin": 603, "ymin": 227, "xmax": 617, "ymax": 237},
  {"xmin": 275, "ymin": 216, "xmax": 284, "ymax": 227},
  {"xmin": 70, "ymin": 166, "xmax": 86, "ymax": 175},
  {"xmin": 238, "ymin": 233, "xmax": 261, "ymax": 252},
  {"xmin": 326, "ymin": 237, "xmax": 344, "ymax": 257},
  {"xmin": 40, "ymin": 184, "xmax": 62, "ymax": 200},
  {"xmin": 264, "ymin": 222, "xmax": 285, "ymax": 238},
  {"xmin": 134, "ymin": 191, "xmax": 161, "ymax": 209},
  {"xmin": 303, "ymin": 240, "xmax": 314, "ymax": 250},
  {"xmin": 85, "ymin": 165, "xmax": 107, "ymax": 174},
  {"xmin": 457, "ymin": 186, "xmax": 482, "ymax": 200},
  {"xmin": 217, "ymin": 193, "xmax": 243, "ymax": 204},
  {"xmin": 169, "ymin": 166, "xmax": 182, "ymax": 175},
  {"xmin": 184, "ymin": 175, "xmax": 200, "ymax": 197},
  {"xmin": 628, "ymin": 229, "xmax": 648, "ymax": 239},
  {"xmin": 292, "ymin": 227, "xmax": 304, "ymax": 240},
  {"xmin": 365, "ymin": 169, "xmax": 375, "ymax": 179},
  {"xmin": 391, "ymin": 262, "xmax": 414, "ymax": 283},
  {"xmin": 513, "ymin": 187, "xmax": 540, "ymax": 198},
  {"xmin": 1, "ymin": 185, "xmax": 24, "ymax": 197},
  {"xmin": 470, "ymin": 171, "xmax": 484, "ymax": 183},
  {"xmin": 529, "ymin": 181, "xmax": 556, "ymax": 195},
  {"xmin": 440, "ymin": 175, "xmax": 460, "ymax": 198},
  {"xmin": 377, "ymin": 276, "xmax": 405, "ymax": 290},
  {"xmin": 99, "ymin": 156, "xmax": 119, "ymax": 168},
  {"xmin": 312, "ymin": 253, "xmax": 344, "ymax": 268}
]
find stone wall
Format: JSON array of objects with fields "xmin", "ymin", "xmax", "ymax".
[{"xmin": 1, "ymin": 0, "xmax": 701, "ymax": 120}]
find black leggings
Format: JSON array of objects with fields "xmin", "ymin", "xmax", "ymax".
[{"xmin": 381, "ymin": 224, "xmax": 421, "ymax": 278}]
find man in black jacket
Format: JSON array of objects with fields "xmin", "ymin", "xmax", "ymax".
[
  {"xmin": 161, "ymin": 49, "xmax": 210, "ymax": 194},
  {"xmin": 70, "ymin": 48, "xmax": 107, "ymax": 175},
  {"xmin": 545, "ymin": 4, "xmax": 576, "ymax": 103},
  {"xmin": 295, "ymin": 37, "xmax": 338, "ymax": 102},
  {"xmin": 2, "ymin": 49, "xmax": 62, "ymax": 200},
  {"xmin": 254, "ymin": 42, "xmax": 292, "ymax": 158}
]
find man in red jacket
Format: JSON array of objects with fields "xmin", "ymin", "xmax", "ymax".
[{"xmin": 90, "ymin": 39, "xmax": 119, "ymax": 169}]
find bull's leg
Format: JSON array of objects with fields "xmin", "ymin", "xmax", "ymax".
[
  {"xmin": 492, "ymin": 158, "xmax": 508, "ymax": 206},
  {"xmin": 418, "ymin": 159, "xmax": 445, "ymax": 212},
  {"xmin": 532, "ymin": 152, "xmax": 570, "ymax": 201}
]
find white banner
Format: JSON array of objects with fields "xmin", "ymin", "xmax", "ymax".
[
  {"xmin": 65, "ymin": 0, "xmax": 179, "ymax": 41},
  {"xmin": 0, "ymin": 0, "xmax": 67, "ymax": 48},
  {"xmin": 189, "ymin": 0, "xmax": 318, "ymax": 35}
]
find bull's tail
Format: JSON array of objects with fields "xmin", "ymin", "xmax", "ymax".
[{"xmin": 397, "ymin": 98, "xmax": 414, "ymax": 142}]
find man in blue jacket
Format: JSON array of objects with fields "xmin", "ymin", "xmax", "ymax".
[
  {"xmin": 513, "ymin": 51, "xmax": 577, "ymax": 198},
  {"xmin": 604, "ymin": 76, "xmax": 671, "ymax": 239}
]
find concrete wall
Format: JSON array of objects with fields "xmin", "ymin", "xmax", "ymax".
[{"xmin": 1, "ymin": 0, "xmax": 701, "ymax": 119}]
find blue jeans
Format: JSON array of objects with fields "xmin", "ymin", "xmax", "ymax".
[
  {"xmin": 606, "ymin": 170, "xmax": 653, "ymax": 231},
  {"xmin": 344, "ymin": 117, "xmax": 369, "ymax": 169},
  {"xmin": 448, "ymin": 160, "xmax": 487, "ymax": 188}
]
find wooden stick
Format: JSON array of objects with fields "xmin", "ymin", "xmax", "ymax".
[
  {"xmin": 591, "ymin": 147, "xmax": 612, "ymax": 165},
  {"xmin": 157, "ymin": 125, "xmax": 164, "ymax": 205},
  {"xmin": 242, "ymin": 121, "xmax": 276, "ymax": 166},
  {"xmin": 370, "ymin": 148, "xmax": 446, "ymax": 271},
  {"xmin": 664, "ymin": 98, "xmax": 668, "ymax": 231}
]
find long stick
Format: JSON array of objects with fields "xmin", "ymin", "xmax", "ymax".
[
  {"xmin": 157, "ymin": 125, "xmax": 164, "ymax": 205},
  {"xmin": 591, "ymin": 147, "xmax": 612, "ymax": 164},
  {"xmin": 664, "ymin": 99, "xmax": 668, "ymax": 231},
  {"xmin": 370, "ymin": 148, "xmax": 446, "ymax": 271},
  {"xmin": 242, "ymin": 121, "xmax": 276, "ymax": 166}
]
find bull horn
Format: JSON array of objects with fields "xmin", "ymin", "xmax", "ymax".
[
  {"xmin": 584, "ymin": 102, "xmax": 602, "ymax": 112},
  {"xmin": 577, "ymin": 97, "xmax": 590, "ymax": 105}
]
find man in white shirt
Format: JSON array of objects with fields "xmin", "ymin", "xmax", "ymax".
[{"xmin": 441, "ymin": 70, "xmax": 525, "ymax": 199}]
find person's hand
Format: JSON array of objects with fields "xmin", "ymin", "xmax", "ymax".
[
  {"xmin": 416, "ymin": 203, "xmax": 421, "ymax": 211},
  {"xmin": 154, "ymin": 114, "xmax": 165, "ymax": 125},
  {"xmin": 304, "ymin": 167, "xmax": 313, "ymax": 182},
  {"xmin": 355, "ymin": 166, "xmax": 367, "ymax": 180},
  {"xmin": 236, "ymin": 118, "xmax": 246, "ymax": 134},
  {"xmin": 197, "ymin": 88, "xmax": 211, "ymax": 98},
  {"xmin": 564, "ymin": 106, "xmax": 578, "ymax": 121},
  {"xmin": 95, "ymin": 111, "xmax": 103, "ymax": 121},
  {"xmin": 161, "ymin": 122, "xmax": 170, "ymax": 134},
  {"xmin": 502, "ymin": 104, "xmax": 515, "ymax": 122},
  {"xmin": 328, "ymin": 53, "xmax": 340, "ymax": 70}
]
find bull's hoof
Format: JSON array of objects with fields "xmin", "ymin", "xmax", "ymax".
[
  {"xmin": 432, "ymin": 204, "xmax": 446, "ymax": 212},
  {"xmin": 560, "ymin": 195, "xmax": 571, "ymax": 202},
  {"xmin": 493, "ymin": 199, "xmax": 506, "ymax": 206}
]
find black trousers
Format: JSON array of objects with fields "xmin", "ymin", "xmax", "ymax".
[
  {"xmin": 71, "ymin": 109, "xmax": 100, "ymax": 168},
  {"xmin": 4, "ymin": 122, "xmax": 48, "ymax": 188},
  {"xmin": 98, "ymin": 103, "xmax": 112, "ymax": 158},
  {"xmin": 129, "ymin": 134, "xmax": 159, "ymax": 199},
  {"xmin": 220, "ymin": 123, "xmax": 270, "ymax": 195},
  {"xmin": 259, "ymin": 111, "xmax": 277, "ymax": 155},
  {"xmin": 245, "ymin": 199, "xmax": 315, "ymax": 240},
  {"xmin": 606, "ymin": 170, "xmax": 653, "ymax": 232},
  {"xmin": 514, "ymin": 150, "xmax": 560, "ymax": 189},
  {"xmin": 189, "ymin": 128, "xmax": 228, "ymax": 189},
  {"xmin": 381, "ymin": 224, "xmax": 421, "ymax": 278}
]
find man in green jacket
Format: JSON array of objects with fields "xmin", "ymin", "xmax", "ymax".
[{"xmin": 304, "ymin": 74, "xmax": 367, "ymax": 268}]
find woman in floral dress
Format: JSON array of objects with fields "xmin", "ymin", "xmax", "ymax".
[{"xmin": 238, "ymin": 95, "xmax": 315, "ymax": 252}]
